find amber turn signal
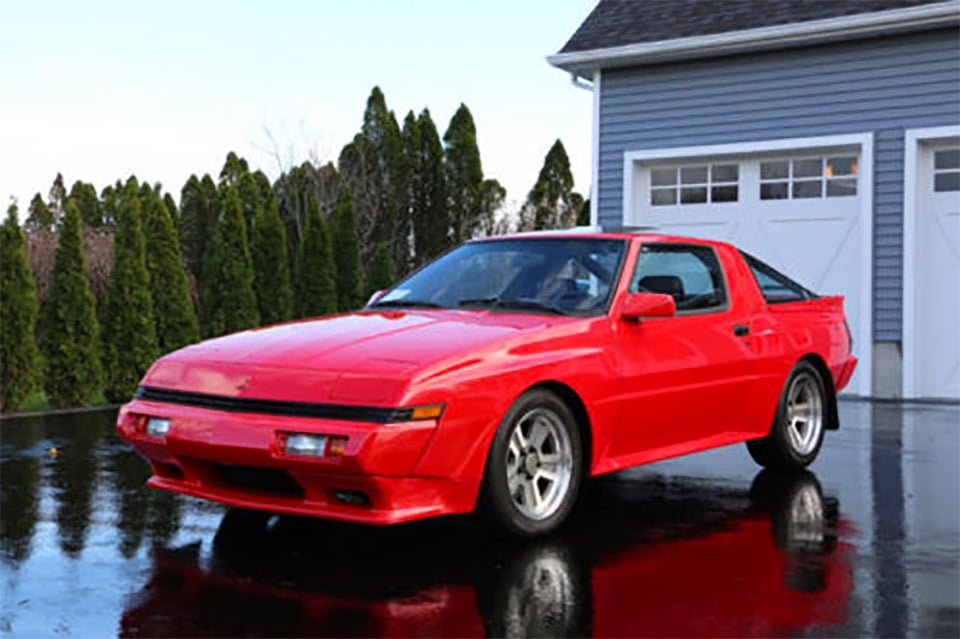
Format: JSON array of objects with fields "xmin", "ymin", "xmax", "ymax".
[{"xmin": 410, "ymin": 404, "xmax": 445, "ymax": 421}]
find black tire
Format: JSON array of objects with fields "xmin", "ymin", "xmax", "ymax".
[
  {"xmin": 479, "ymin": 389, "xmax": 584, "ymax": 537},
  {"xmin": 212, "ymin": 508, "xmax": 272, "ymax": 561},
  {"xmin": 747, "ymin": 361, "xmax": 827, "ymax": 471}
]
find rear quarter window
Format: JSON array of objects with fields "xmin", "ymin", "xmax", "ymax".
[{"xmin": 741, "ymin": 251, "xmax": 817, "ymax": 304}]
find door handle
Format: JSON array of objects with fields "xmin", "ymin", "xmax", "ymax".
[{"xmin": 733, "ymin": 324, "xmax": 750, "ymax": 337}]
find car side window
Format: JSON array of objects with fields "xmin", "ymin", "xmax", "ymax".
[
  {"xmin": 740, "ymin": 251, "xmax": 816, "ymax": 304},
  {"xmin": 629, "ymin": 244, "xmax": 727, "ymax": 312}
]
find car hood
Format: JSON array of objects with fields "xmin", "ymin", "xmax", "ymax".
[{"xmin": 141, "ymin": 310, "xmax": 569, "ymax": 404}]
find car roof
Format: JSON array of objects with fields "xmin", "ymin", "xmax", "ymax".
[{"xmin": 472, "ymin": 230, "xmax": 734, "ymax": 250}]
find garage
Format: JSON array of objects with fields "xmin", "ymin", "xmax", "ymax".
[
  {"xmin": 904, "ymin": 129, "xmax": 960, "ymax": 400},
  {"xmin": 622, "ymin": 135, "xmax": 873, "ymax": 396},
  {"xmin": 550, "ymin": 0, "xmax": 960, "ymax": 398}
]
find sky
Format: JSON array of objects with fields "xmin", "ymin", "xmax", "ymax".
[{"xmin": 0, "ymin": 1, "xmax": 595, "ymax": 218}]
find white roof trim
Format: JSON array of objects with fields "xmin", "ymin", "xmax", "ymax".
[{"xmin": 548, "ymin": 2, "xmax": 960, "ymax": 76}]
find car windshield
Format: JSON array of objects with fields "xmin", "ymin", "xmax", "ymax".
[{"xmin": 370, "ymin": 238, "xmax": 627, "ymax": 316}]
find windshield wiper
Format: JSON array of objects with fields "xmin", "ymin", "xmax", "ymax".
[
  {"xmin": 457, "ymin": 297, "xmax": 570, "ymax": 316},
  {"xmin": 369, "ymin": 299, "xmax": 445, "ymax": 309}
]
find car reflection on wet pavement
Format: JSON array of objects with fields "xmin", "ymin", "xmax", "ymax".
[{"xmin": 1, "ymin": 402, "xmax": 957, "ymax": 637}]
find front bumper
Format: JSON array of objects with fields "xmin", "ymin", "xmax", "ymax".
[{"xmin": 117, "ymin": 399, "xmax": 478, "ymax": 524}]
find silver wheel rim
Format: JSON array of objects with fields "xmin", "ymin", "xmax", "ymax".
[
  {"xmin": 505, "ymin": 407, "xmax": 573, "ymax": 521},
  {"xmin": 503, "ymin": 549, "xmax": 574, "ymax": 637},
  {"xmin": 785, "ymin": 373, "xmax": 823, "ymax": 456},
  {"xmin": 787, "ymin": 483, "xmax": 825, "ymax": 547}
]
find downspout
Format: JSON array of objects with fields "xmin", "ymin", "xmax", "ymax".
[
  {"xmin": 569, "ymin": 72, "xmax": 593, "ymax": 92},
  {"xmin": 568, "ymin": 72, "xmax": 601, "ymax": 230}
]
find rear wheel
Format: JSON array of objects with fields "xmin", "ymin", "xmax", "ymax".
[
  {"xmin": 747, "ymin": 361, "xmax": 826, "ymax": 471},
  {"xmin": 479, "ymin": 389, "xmax": 583, "ymax": 537}
]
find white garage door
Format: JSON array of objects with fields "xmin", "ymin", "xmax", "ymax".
[
  {"xmin": 913, "ymin": 143, "xmax": 960, "ymax": 400},
  {"xmin": 628, "ymin": 145, "xmax": 869, "ymax": 395}
]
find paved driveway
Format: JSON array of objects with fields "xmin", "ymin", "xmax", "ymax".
[{"xmin": 0, "ymin": 401, "xmax": 957, "ymax": 637}]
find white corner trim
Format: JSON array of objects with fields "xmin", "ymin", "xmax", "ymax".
[
  {"xmin": 620, "ymin": 132, "xmax": 874, "ymax": 396},
  {"xmin": 547, "ymin": 2, "xmax": 960, "ymax": 75},
  {"xmin": 590, "ymin": 70, "xmax": 601, "ymax": 228},
  {"xmin": 902, "ymin": 125, "xmax": 960, "ymax": 399}
]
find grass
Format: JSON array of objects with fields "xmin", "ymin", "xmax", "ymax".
[{"xmin": 3, "ymin": 391, "xmax": 110, "ymax": 416}]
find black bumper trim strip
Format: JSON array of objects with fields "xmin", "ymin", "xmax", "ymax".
[{"xmin": 134, "ymin": 386, "xmax": 413, "ymax": 423}]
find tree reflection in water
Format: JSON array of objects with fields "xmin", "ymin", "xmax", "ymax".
[
  {"xmin": 48, "ymin": 412, "xmax": 104, "ymax": 557},
  {"xmin": 0, "ymin": 408, "xmax": 184, "ymax": 563},
  {"xmin": 0, "ymin": 420, "xmax": 43, "ymax": 562}
]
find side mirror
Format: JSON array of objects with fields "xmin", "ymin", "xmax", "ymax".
[
  {"xmin": 621, "ymin": 292, "xmax": 676, "ymax": 321},
  {"xmin": 366, "ymin": 290, "xmax": 387, "ymax": 306}
]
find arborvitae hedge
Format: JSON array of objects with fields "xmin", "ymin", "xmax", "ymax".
[
  {"xmin": 444, "ymin": 103, "xmax": 483, "ymax": 244},
  {"xmin": 68, "ymin": 181, "xmax": 101, "ymax": 227},
  {"xmin": 295, "ymin": 195, "xmax": 337, "ymax": 318},
  {"xmin": 252, "ymin": 197, "xmax": 293, "ymax": 325},
  {"xmin": 367, "ymin": 243, "xmax": 394, "ymax": 300},
  {"xmin": 332, "ymin": 186, "xmax": 362, "ymax": 311},
  {"xmin": 143, "ymin": 191, "xmax": 199, "ymax": 353},
  {"xmin": 39, "ymin": 203, "xmax": 103, "ymax": 408},
  {"xmin": 205, "ymin": 186, "xmax": 260, "ymax": 336},
  {"xmin": 412, "ymin": 109, "xmax": 448, "ymax": 264},
  {"xmin": 0, "ymin": 204, "xmax": 42, "ymax": 411},
  {"xmin": 101, "ymin": 185, "xmax": 159, "ymax": 402}
]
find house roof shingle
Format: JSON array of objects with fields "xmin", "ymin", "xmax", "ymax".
[{"xmin": 559, "ymin": 0, "xmax": 954, "ymax": 53}]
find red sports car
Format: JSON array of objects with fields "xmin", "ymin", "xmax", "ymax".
[{"xmin": 117, "ymin": 233, "xmax": 857, "ymax": 536}]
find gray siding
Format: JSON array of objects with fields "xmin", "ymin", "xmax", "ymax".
[{"xmin": 597, "ymin": 28, "xmax": 960, "ymax": 341}]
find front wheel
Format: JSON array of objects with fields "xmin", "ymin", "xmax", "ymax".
[
  {"xmin": 747, "ymin": 361, "xmax": 826, "ymax": 471},
  {"xmin": 479, "ymin": 389, "xmax": 583, "ymax": 537}
]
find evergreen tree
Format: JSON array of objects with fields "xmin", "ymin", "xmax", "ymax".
[
  {"xmin": 100, "ymin": 185, "xmax": 158, "ymax": 402},
  {"xmin": 444, "ymin": 104, "xmax": 484, "ymax": 243},
  {"xmin": 251, "ymin": 197, "xmax": 293, "ymax": 325},
  {"xmin": 238, "ymin": 170, "xmax": 271, "ymax": 232},
  {"xmin": 68, "ymin": 181, "xmax": 101, "ymax": 227},
  {"xmin": 48, "ymin": 173, "xmax": 67, "ymax": 228},
  {"xmin": 218, "ymin": 151, "xmax": 250, "ymax": 187},
  {"xmin": 142, "ymin": 191, "xmax": 199, "ymax": 353},
  {"xmin": 294, "ymin": 195, "xmax": 337, "ymax": 318},
  {"xmin": 274, "ymin": 161, "xmax": 310, "ymax": 256},
  {"xmin": 203, "ymin": 186, "xmax": 259, "ymax": 336},
  {"xmin": 332, "ymin": 186, "xmax": 362, "ymax": 311},
  {"xmin": 162, "ymin": 193, "xmax": 178, "ymax": 228},
  {"xmin": 179, "ymin": 173, "xmax": 218, "ymax": 285},
  {"xmin": 519, "ymin": 139, "xmax": 581, "ymax": 231},
  {"xmin": 411, "ymin": 109, "xmax": 448, "ymax": 264},
  {"xmin": 25, "ymin": 193, "xmax": 52, "ymax": 231},
  {"xmin": 339, "ymin": 87, "xmax": 403, "ymax": 269},
  {"xmin": 577, "ymin": 198, "xmax": 591, "ymax": 226},
  {"xmin": 38, "ymin": 203, "xmax": 103, "ymax": 408},
  {"xmin": 0, "ymin": 204, "xmax": 42, "ymax": 411},
  {"xmin": 366, "ymin": 243, "xmax": 394, "ymax": 300},
  {"xmin": 478, "ymin": 178, "xmax": 507, "ymax": 236},
  {"xmin": 100, "ymin": 183, "xmax": 121, "ymax": 226}
]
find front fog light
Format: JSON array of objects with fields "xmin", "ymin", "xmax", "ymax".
[
  {"xmin": 285, "ymin": 433, "xmax": 328, "ymax": 457},
  {"xmin": 146, "ymin": 417, "xmax": 170, "ymax": 438}
]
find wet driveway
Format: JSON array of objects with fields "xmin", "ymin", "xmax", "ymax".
[{"xmin": 1, "ymin": 401, "xmax": 957, "ymax": 637}]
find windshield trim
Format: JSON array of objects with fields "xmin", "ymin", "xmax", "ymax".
[{"xmin": 366, "ymin": 237, "xmax": 630, "ymax": 319}]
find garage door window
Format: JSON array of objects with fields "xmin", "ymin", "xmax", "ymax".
[
  {"xmin": 651, "ymin": 164, "xmax": 739, "ymax": 206},
  {"xmin": 934, "ymin": 149, "xmax": 960, "ymax": 192},
  {"xmin": 760, "ymin": 156, "xmax": 857, "ymax": 200}
]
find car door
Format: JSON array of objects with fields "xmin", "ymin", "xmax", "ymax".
[{"xmin": 612, "ymin": 242, "xmax": 755, "ymax": 459}]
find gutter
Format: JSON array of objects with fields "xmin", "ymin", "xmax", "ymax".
[{"xmin": 547, "ymin": 1, "xmax": 960, "ymax": 77}]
